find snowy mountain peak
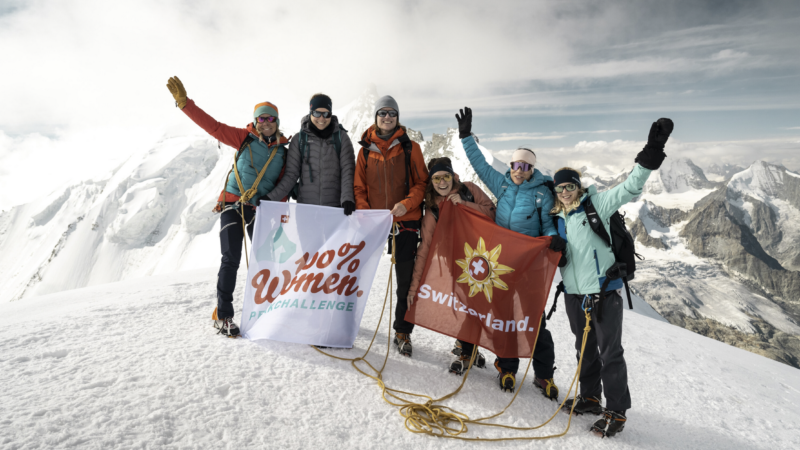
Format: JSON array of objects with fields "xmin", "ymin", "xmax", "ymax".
[
  {"xmin": 643, "ymin": 157, "xmax": 714, "ymax": 195},
  {"xmin": 336, "ymin": 84, "xmax": 379, "ymax": 141},
  {"xmin": 706, "ymin": 162, "xmax": 746, "ymax": 182},
  {"xmin": 728, "ymin": 160, "xmax": 800, "ymax": 205}
]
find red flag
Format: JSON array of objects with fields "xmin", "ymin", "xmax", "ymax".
[{"xmin": 405, "ymin": 201, "xmax": 561, "ymax": 358}]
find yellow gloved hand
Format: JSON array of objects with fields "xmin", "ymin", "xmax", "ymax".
[{"xmin": 166, "ymin": 76, "xmax": 187, "ymax": 109}]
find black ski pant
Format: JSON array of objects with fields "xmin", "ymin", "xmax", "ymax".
[
  {"xmin": 494, "ymin": 313, "xmax": 555, "ymax": 378},
  {"xmin": 564, "ymin": 290, "xmax": 631, "ymax": 412},
  {"xmin": 216, "ymin": 207, "xmax": 255, "ymax": 319},
  {"xmin": 391, "ymin": 225, "xmax": 419, "ymax": 334}
]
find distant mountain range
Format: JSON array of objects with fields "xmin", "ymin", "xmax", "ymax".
[{"xmin": 1, "ymin": 87, "xmax": 798, "ymax": 368}]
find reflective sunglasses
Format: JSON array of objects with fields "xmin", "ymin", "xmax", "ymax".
[
  {"xmin": 256, "ymin": 115, "xmax": 278, "ymax": 123},
  {"xmin": 310, "ymin": 110, "xmax": 331, "ymax": 118},
  {"xmin": 431, "ymin": 173, "xmax": 452, "ymax": 184},
  {"xmin": 376, "ymin": 110, "xmax": 398, "ymax": 118},
  {"xmin": 510, "ymin": 161, "xmax": 532, "ymax": 172},
  {"xmin": 554, "ymin": 183, "xmax": 578, "ymax": 193}
]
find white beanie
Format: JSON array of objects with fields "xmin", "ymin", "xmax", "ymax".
[{"xmin": 511, "ymin": 148, "xmax": 537, "ymax": 166}]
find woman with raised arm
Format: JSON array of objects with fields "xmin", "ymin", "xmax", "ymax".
[
  {"xmin": 407, "ymin": 157, "xmax": 496, "ymax": 374},
  {"xmin": 552, "ymin": 118, "xmax": 674, "ymax": 438},
  {"xmin": 263, "ymin": 94, "xmax": 356, "ymax": 214},
  {"xmin": 455, "ymin": 107, "xmax": 565, "ymax": 398},
  {"xmin": 167, "ymin": 76, "xmax": 289, "ymax": 338}
]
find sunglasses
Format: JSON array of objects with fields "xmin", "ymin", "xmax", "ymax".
[
  {"xmin": 376, "ymin": 110, "xmax": 398, "ymax": 118},
  {"xmin": 510, "ymin": 161, "xmax": 532, "ymax": 172},
  {"xmin": 554, "ymin": 183, "xmax": 578, "ymax": 193},
  {"xmin": 256, "ymin": 116, "xmax": 278, "ymax": 123},
  {"xmin": 310, "ymin": 110, "xmax": 331, "ymax": 118},
  {"xmin": 431, "ymin": 173, "xmax": 452, "ymax": 184}
]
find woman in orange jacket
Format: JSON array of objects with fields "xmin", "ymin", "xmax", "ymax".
[
  {"xmin": 407, "ymin": 157, "xmax": 496, "ymax": 373},
  {"xmin": 353, "ymin": 95, "xmax": 429, "ymax": 357}
]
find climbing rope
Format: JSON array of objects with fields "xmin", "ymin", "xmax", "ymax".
[
  {"xmin": 231, "ymin": 141, "xmax": 278, "ymax": 269},
  {"xmin": 312, "ymin": 225, "xmax": 596, "ymax": 441}
]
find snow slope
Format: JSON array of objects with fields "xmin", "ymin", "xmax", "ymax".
[
  {"xmin": 0, "ymin": 136, "xmax": 225, "ymax": 303},
  {"xmin": 2, "ymin": 256, "xmax": 799, "ymax": 449}
]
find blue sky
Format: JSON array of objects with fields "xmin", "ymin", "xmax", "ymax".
[{"xmin": 1, "ymin": 0, "xmax": 799, "ymax": 210}]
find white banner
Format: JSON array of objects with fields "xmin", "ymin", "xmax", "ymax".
[{"xmin": 241, "ymin": 202, "xmax": 392, "ymax": 347}]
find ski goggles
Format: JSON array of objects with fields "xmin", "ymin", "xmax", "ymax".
[
  {"xmin": 256, "ymin": 115, "xmax": 278, "ymax": 123},
  {"xmin": 376, "ymin": 110, "xmax": 398, "ymax": 118},
  {"xmin": 310, "ymin": 110, "xmax": 331, "ymax": 118},
  {"xmin": 554, "ymin": 183, "xmax": 578, "ymax": 193},
  {"xmin": 510, "ymin": 161, "xmax": 532, "ymax": 172},
  {"xmin": 431, "ymin": 173, "xmax": 453, "ymax": 184}
]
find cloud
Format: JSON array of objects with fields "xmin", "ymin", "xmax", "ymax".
[
  {"xmin": 483, "ymin": 133, "xmax": 566, "ymax": 142},
  {"xmin": 1, "ymin": 0, "xmax": 799, "ymax": 209},
  {"xmin": 512, "ymin": 137, "xmax": 800, "ymax": 175},
  {"xmin": 482, "ymin": 129, "xmax": 631, "ymax": 142}
]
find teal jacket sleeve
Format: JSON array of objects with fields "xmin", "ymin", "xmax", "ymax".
[
  {"xmin": 461, "ymin": 135, "xmax": 505, "ymax": 198},
  {"xmin": 539, "ymin": 187, "xmax": 557, "ymax": 236},
  {"xmin": 593, "ymin": 164, "xmax": 653, "ymax": 219}
]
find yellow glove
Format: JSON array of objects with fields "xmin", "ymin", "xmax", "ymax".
[{"xmin": 166, "ymin": 76, "xmax": 187, "ymax": 109}]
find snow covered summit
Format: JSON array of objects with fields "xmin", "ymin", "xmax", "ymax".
[{"xmin": 2, "ymin": 257, "xmax": 798, "ymax": 449}]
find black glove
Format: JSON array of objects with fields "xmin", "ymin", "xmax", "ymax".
[
  {"xmin": 558, "ymin": 252, "xmax": 568, "ymax": 267},
  {"xmin": 549, "ymin": 235, "xmax": 566, "ymax": 252},
  {"xmin": 455, "ymin": 107, "xmax": 472, "ymax": 139},
  {"xmin": 342, "ymin": 201, "xmax": 355, "ymax": 216},
  {"xmin": 635, "ymin": 118, "xmax": 674, "ymax": 170}
]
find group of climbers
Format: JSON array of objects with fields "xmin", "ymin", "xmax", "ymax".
[{"xmin": 166, "ymin": 76, "xmax": 673, "ymax": 438}]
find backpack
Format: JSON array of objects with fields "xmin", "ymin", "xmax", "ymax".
[
  {"xmin": 426, "ymin": 184, "xmax": 475, "ymax": 222},
  {"xmin": 584, "ymin": 196, "xmax": 641, "ymax": 310},
  {"xmin": 359, "ymin": 133, "xmax": 414, "ymax": 196},
  {"xmin": 546, "ymin": 191, "xmax": 643, "ymax": 320}
]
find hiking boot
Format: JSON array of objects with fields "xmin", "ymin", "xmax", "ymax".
[
  {"xmin": 564, "ymin": 394, "xmax": 604, "ymax": 415},
  {"xmin": 448, "ymin": 351, "xmax": 487, "ymax": 375},
  {"xmin": 533, "ymin": 377, "xmax": 559, "ymax": 401},
  {"xmin": 451, "ymin": 341, "xmax": 487, "ymax": 367},
  {"xmin": 591, "ymin": 410, "xmax": 626, "ymax": 437},
  {"xmin": 214, "ymin": 317, "xmax": 240, "ymax": 337},
  {"xmin": 494, "ymin": 360, "xmax": 516, "ymax": 392},
  {"xmin": 394, "ymin": 332, "xmax": 412, "ymax": 357}
]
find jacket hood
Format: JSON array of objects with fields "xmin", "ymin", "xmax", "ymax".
[
  {"xmin": 361, "ymin": 124, "xmax": 408, "ymax": 144},
  {"xmin": 503, "ymin": 167, "xmax": 548, "ymax": 189},
  {"xmin": 244, "ymin": 123, "xmax": 289, "ymax": 146},
  {"xmin": 300, "ymin": 114, "xmax": 341, "ymax": 133}
]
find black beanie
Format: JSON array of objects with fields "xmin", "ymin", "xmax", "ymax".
[
  {"xmin": 310, "ymin": 94, "xmax": 332, "ymax": 111},
  {"xmin": 554, "ymin": 169, "xmax": 581, "ymax": 188},
  {"xmin": 428, "ymin": 163, "xmax": 454, "ymax": 176}
]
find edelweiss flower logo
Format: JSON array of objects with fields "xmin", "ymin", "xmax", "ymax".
[{"xmin": 455, "ymin": 237, "xmax": 514, "ymax": 303}]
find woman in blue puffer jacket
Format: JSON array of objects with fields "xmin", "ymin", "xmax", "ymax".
[{"xmin": 456, "ymin": 107, "xmax": 566, "ymax": 398}]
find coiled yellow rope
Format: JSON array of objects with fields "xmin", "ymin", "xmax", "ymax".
[
  {"xmin": 231, "ymin": 142, "xmax": 278, "ymax": 269},
  {"xmin": 312, "ymin": 224, "xmax": 594, "ymax": 441}
]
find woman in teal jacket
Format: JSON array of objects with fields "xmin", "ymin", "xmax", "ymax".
[
  {"xmin": 167, "ymin": 76, "xmax": 288, "ymax": 338},
  {"xmin": 555, "ymin": 118, "xmax": 673, "ymax": 438},
  {"xmin": 456, "ymin": 107, "xmax": 565, "ymax": 398}
]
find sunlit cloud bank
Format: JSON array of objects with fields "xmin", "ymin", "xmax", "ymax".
[{"xmin": 492, "ymin": 137, "xmax": 800, "ymax": 175}]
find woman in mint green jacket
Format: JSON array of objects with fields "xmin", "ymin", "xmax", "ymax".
[{"xmin": 554, "ymin": 119, "xmax": 673, "ymax": 438}]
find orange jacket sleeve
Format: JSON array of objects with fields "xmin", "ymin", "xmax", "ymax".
[
  {"xmin": 399, "ymin": 142, "xmax": 429, "ymax": 215},
  {"xmin": 462, "ymin": 182, "xmax": 496, "ymax": 220},
  {"xmin": 181, "ymin": 99, "xmax": 249, "ymax": 149},
  {"xmin": 353, "ymin": 149, "xmax": 370, "ymax": 210}
]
